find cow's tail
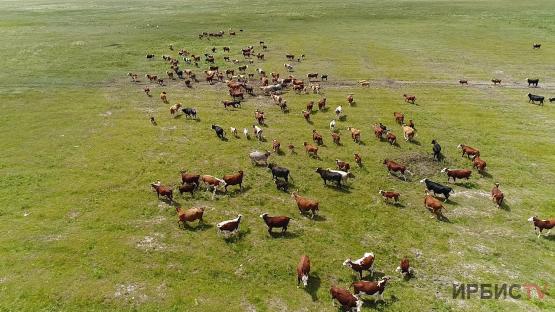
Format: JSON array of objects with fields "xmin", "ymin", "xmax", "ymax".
[{"xmin": 288, "ymin": 173, "xmax": 294, "ymax": 182}]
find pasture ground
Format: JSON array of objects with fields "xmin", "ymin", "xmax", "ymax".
[{"xmin": 1, "ymin": 0, "xmax": 555, "ymax": 311}]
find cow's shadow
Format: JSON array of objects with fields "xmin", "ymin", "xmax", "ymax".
[
  {"xmin": 362, "ymin": 294, "xmax": 399, "ymax": 309},
  {"xmin": 226, "ymin": 185, "xmax": 252, "ymax": 197},
  {"xmin": 478, "ymin": 171, "xmax": 492, "ymax": 179},
  {"xmin": 324, "ymin": 184, "xmax": 351, "ymax": 193},
  {"xmin": 409, "ymin": 139, "xmax": 421, "ymax": 146},
  {"xmin": 311, "ymin": 214, "xmax": 326, "ymax": 222},
  {"xmin": 268, "ymin": 231, "xmax": 299, "ymax": 239},
  {"xmin": 160, "ymin": 198, "xmax": 180, "ymax": 207},
  {"xmin": 498, "ymin": 201, "xmax": 511, "ymax": 211},
  {"xmin": 224, "ymin": 229, "xmax": 249, "ymax": 243},
  {"xmin": 182, "ymin": 222, "xmax": 213, "ymax": 232},
  {"xmin": 436, "ymin": 214, "xmax": 452, "ymax": 223},
  {"xmin": 542, "ymin": 235, "xmax": 555, "ymax": 241},
  {"xmin": 453, "ymin": 181, "xmax": 478, "ymax": 189},
  {"xmin": 305, "ymin": 272, "xmax": 321, "ymax": 302}
]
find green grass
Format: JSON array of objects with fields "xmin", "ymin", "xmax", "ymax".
[{"xmin": 1, "ymin": 0, "xmax": 555, "ymax": 311}]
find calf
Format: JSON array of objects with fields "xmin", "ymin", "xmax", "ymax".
[
  {"xmin": 222, "ymin": 170, "xmax": 244, "ymax": 192},
  {"xmin": 351, "ymin": 276, "xmax": 391, "ymax": 301},
  {"xmin": 396, "ymin": 257, "xmax": 414, "ymax": 277},
  {"xmin": 230, "ymin": 127, "xmax": 238, "ymax": 138},
  {"xmin": 420, "ymin": 178, "xmax": 453, "ymax": 201},
  {"xmin": 343, "ymin": 252, "xmax": 375, "ymax": 279},
  {"xmin": 383, "ymin": 159, "xmax": 410, "ymax": 181},
  {"xmin": 394, "ymin": 112, "xmax": 404, "ymax": 124},
  {"xmin": 332, "ymin": 132, "xmax": 341, "ymax": 145},
  {"xmin": 336, "ymin": 159, "xmax": 350, "ymax": 172},
  {"xmin": 304, "ymin": 142, "xmax": 318, "ymax": 157},
  {"xmin": 268, "ymin": 163, "xmax": 291, "ymax": 182},
  {"xmin": 528, "ymin": 216, "xmax": 555, "ymax": 238},
  {"xmin": 178, "ymin": 182, "xmax": 197, "ymax": 197},
  {"xmin": 441, "ymin": 168, "xmax": 472, "ymax": 182},
  {"xmin": 217, "ymin": 215, "xmax": 242, "ymax": 237},
  {"xmin": 297, "ymin": 255, "xmax": 311, "ymax": 287},
  {"xmin": 491, "ymin": 183, "xmax": 504, "ymax": 208},
  {"xmin": 354, "ymin": 153, "xmax": 362, "ymax": 166},
  {"xmin": 424, "ymin": 191, "xmax": 447, "ymax": 218},
  {"xmin": 176, "ymin": 207, "xmax": 204, "ymax": 227},
  {"xmin": 291, "ymin": 192, "xmax": 319, "ymax": 218},
  {"xmin": 318, "ymin": 97, "xmax": 326, "ymax": 110},
  {"xmin": 526, "ymin": 78, "xmax": 539, "ymax": 87},
  {"xmin": 403, "ymin": 94, "xmax": 416, "ymax": 104},
  {"xmin": 260, "ymin": 213, "xmax": 291, "ymax": 234},
  {"xmin": 473, "ymin": 157, "xmax": 487, "ymax": 173},
  {"xmin": 182, "ymin": 108, "xmax": 197, "ymax": 119},
  {"xmin": 312, "ymin": 130, "xmax": 323, "ymax": 145},
  {"xmin": 249, "ymin": 150, "xmax": 271, "ymax": 166},
  {"xmin": 315, "ymin": 168, "xmax": 342, "ymax": 187},
  {"xmin": 457, "ymin": 144, "xmax": 479, "ymax": 159},
  {"xmin": 211, "ymin": 124, "xmax": 226, "ymax": 139},
  {"xmin": 151, "ymin": 181, "xmax": 173, "ymax": 202},
  {"xmin": 379, "ymin": 190, "xmax": 400, "ymax": 203},
  {"xmin": 330, "ymin": 286, "xmax": 362, "ymax": 312},
  {"xmin": 528, "ymin": 93, "xmax": 544, "ymax": 105}
]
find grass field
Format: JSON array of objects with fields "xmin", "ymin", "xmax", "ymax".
[{"xmin": 1, "ymin": 0, "xmax": 555, "ymax": 311}]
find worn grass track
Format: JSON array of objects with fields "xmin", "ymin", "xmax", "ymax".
[{"xmin": 0, "ymin": 0, "xmax": 554, "ymax": 311}]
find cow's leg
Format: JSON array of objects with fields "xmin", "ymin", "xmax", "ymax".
[{"xmin": 546, "ymin": 229, "xmax": 552, "ymax": 236}]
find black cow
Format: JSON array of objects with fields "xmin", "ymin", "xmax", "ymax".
[
  {"xmin": 146, "ymin": 54, "xmax": 155, "ymax": 59},
  {"xmin": 182, "ymin": 108, "xmax": 197, "ymax": 119},
  {"xmin": 528, "ymin": 93, "xmax": 544, "ymax": 105},
  {"xmin": 533, "ymin": 43, "xmax": 541, "ymax": 49},
  {"xmin": 526, "ymin": 78, "xmax": 539, "ymax": 87},
  {"xmin": 211, "ymin": 124, "xmax": 226, "ymax": 139},
  {"xmin": 315, "ymin": 168, "xmax": 342, "ymax": 187},
  {"xmin": 420, "ymin": 178, "xmax": 453, "ymax": 201},
  {"xmin": 431, "ymin": 139, "xmax": 442, "ymax": 161},
  {"xmin": 550, "ymin": 98, "xmax": 555, "ymax": 103},
  {"xmin": 268, "ymin": 163, "xmax": 291, "ymax": 182}
]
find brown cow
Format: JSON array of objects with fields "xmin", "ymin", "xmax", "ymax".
[
  {"xmin": 458, "ymin": 144, "xmax": 480, "ymax": 159},
  {"xmin": 336, "ymin": 159, "xmax": 350, "ymax": 172},
  {"xmin": 304, "ymin": 142, "xmax": 318, "ymax": 157},
  {"xmin": 318, "ymin": 97, "xmax": 326, "ymax": 110},
  {"xmin": 176, "ymin": 207, "xmax": 204, "ymax": 227},
  {"xmin": 396, "ymin": 257, "xmax": 414, "ymax": 277},
  {"xmin": 343, "ymin": 252, "xmax": 375, "ymax": 279},
  {"xmin": 386, "ymin": 132, "xmax": 396, "ymax": 145},
  {"xmin": 402, "ymin": 125, "xmax": 416, "ymax": 142},
  {"xmin": 354, "ymin": 153, "xmax": 362, "ymax": 166},
  {"xmin": 351, "ymin": 276, "xmax": 391, "ymax": 301},
  {"xmin": 160, "ymin": 92, "xmax": 168, "ymax": 103},
  {"xmin": 330, "ymin": 286, "xmax": 362, "ymax": 312},
  {"xmin": 260, "ymin": 213, "xmax": 290, "ymax": 234},
  {"xmin": 302, "ymin": 110, "xmax": 311, "ymax": 122},
  {"xmin": 332, "ymin": 132, "xmax": 341, "ymax": 145},
  {"xmin": 272, "ymin": 139, "xmax": 281, "ymax": 153},
  {"xmin": 379, "ymin": 190, "xmax": 400, "ymax": 203},
  {"xmin": 306, "ymin": 101, "xmax": 314, "ymax": 112},
  {"xmin": 473, "ymin": 157, "xmax": 487, "ymax": 173},
  {"xmin": 347, "ymin": 94, "xmax": 354, "ymax": 105},
  {"xmin": 181, "ymin": 171, "xmax": 200, "ymax": 186},
  {"xmin": 441, "ymin": 168, "xmax": 471, "ymax": 182},
  {"xmin": 291, "ymin": 192, "xmax": 319, "ymax": 218},
  {"xmin": 528, "ymin": 216, "xmax": 555, "ymax": 238},
  {"xmin": 383, "ymin": 159, "xmax": 411, "ymax": 180},
  {"xmin": 297, "ymin": 255, "xmax": 311, "ymax": 287},
  {"xmin": 394, "ymin": 112, "xmax": 404, "ymax": 124},
  {"xmin": 178, "ymin": 182, "xmax": 197, "ymax": 197},
  {"xmin": 403, "ymin": 94, "xmax": 416, "ymax": 104},
  {"xmin": 217, "ymin": 215, "xmax": 242, "ymax": 237},
  {"xmin": 222, "ymin": 170, "xmax": 244, "ymax": 192},
  {"xmin": 424, "ymin": 191, "xmax": 447, "ymax": 218},
  {"xmin": 491, "ymin": 183, "xmax": 504, "ymax": 208},
  {"xmin": 347, "ymin": 127, "xmax": 361, "ymax": 143},
  {"xmin": 312, "ymin": 130, "xmax": 323, "ymax": 145},
  {"xmin": 151, "ymin": 181, "xmax": 173, "ymax": 202}
]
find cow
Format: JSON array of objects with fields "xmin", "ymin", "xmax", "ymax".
[
  {"xmin": 396, "ymin": 257, "xmax": 414, "ymax": 278},
  {"xmin": 335, "ymin": 105, "xmax": 343, "ymax": 118},
  {"xmin": 160, "ymin": 91, "xmax": 168, "ymax": 103},
  {"xmin": 149, "ymin": 116, "xmax": 157, "ymax": 125},
  {"xmin": 528, "ymin": 93, "xmax": 544, "ymax": 105},
  {"xmin": 459, "ymin": 79, "xmax": 468, "ymax": 85},
  {"xmin": 379, "ymin": 190, "xmax": 400, "ymax": 203},
  {"xmin": 420, "ymin": 178, "xmax": 453, "ymax": 201},
  {"xmin": 332, "ymin": 132, "xmax": 341, "ymax": 145},
  {"xmin": 304, "ymin": 142, "xmax": 318, "ymax": 157},
  {"xmin": 402, "ymin": 125, "xmax": 416, "ymax": 142},
  {"xmin": 330, "ymin": 286, "xmax": 362, "ymax": 312},
  {"xmin": 222, "ymin": 171, "xmax": 244, "ymax": 192},
  {"xmin": 182, "ymin": 108, "xmax": 197, "ymax": 119},
  {"xmin": 424, "ymin": 191, "xmax": 447, "ymax": 218},
  {"xmin": 217, "ymin": 215, "xmax": 242, "ymax": 237},
  {"xmin": 252, "ymin": 125, "xmax": 263, "ymax": 141},
  {"xmin": 321, "ymin": 74, "xmax": 328, "ymax": 81},
  {"xmin": 151, "ymin": 181, "xmax": 173, "ymax": 202},
  {"xmin": 383, "ymin": 159, "xmax": 411, "ymax": 181},
  {"xmin": 222, "ymin": 100, "xmax": 241, "ymax": 109},
  {"xmin": 291, "ymin": 192, "xmax": 319, "ymax": 218},
  {"xmin": 318, "ymin": 98, "xmax": 327, "ymax": 110},
  {"xmin": 351, "ymin": 276, "xmax": 391, "ymax": 301},
  {"xmin": 271, "ymin": 139, "xmax": 281, "ymax": 153},
  {"xmin": 297, "ymin": 255, "xmax": 311, "ymax": 287},
  {"xmin": 457, "ymin": 144, "xmax": 480, "ymax": 159},
  {"xmin": 175, "ymin": 207, "xmax": 204, "ymax": 228},
  {"xmin": 178, "ymin": 182, "xmax": 197, "ymax": 197},
  {"xmin": 336, "ymin": 159, "xmax": 350, "ymax": 172},
  {"xmin": 181, "ymin": 171, "xmax": 200, "ymax": 186},
  {"xmin": 347, "ymin": 94, "xmax": 354, "ymax": 105},
  {"xmin": 329, "ymin": 119, "xmax": 336, "ymax": 131},
  {"xmin": 260, "ymin": 213, "xmax": 291, "ymax": 234},
  {"xmin": 170, "ymin": 103, "xmax": 182, "ymax": 116},
  {"xmin": 394, "ymin": 112, "xmax": 404, "ymax": 124},
  {"xmin": 550, "ymin": 98, "xmax": 555, "ymax": 103},
  {"xmin": 343, "ymin": 252, "xmax": 375, "ymax": 279},
  {"xmin": 373, "ymin": 124, "xmax": 386, "ymax": 139},
  {"xmin": 312, "ymin": 130, "xmax": 323, "ymax": 145},
  {"xmin": 403, "ymin": 94, "xmax": 416, "ymax": 104},
  {"xmin": 143, "ymin": 86, "xmax": 151, "ymax": 96},
  {"xmin": 211, "ymin": 124, "xmax": 226, "ymax": 139},
  {"xmin": 315, "ymin": 168, "xmax": 342, "ymax": 187},
  {"xmin": 249, "ymin": 150, "xmax": 271, "ymax": 166},
  {"xmin": 358, "ymin": 80, "xmax": 370, "ymax": 87},
  {"xmin": 491, "ymin": 183, "xmax": 504, "ymax": 208},
  {"xmin": 347, "ymin": 127, "xmax": 361, "ymax": 143},
  {"xmin": 386, "ymin": 132, "xmax": 396, "ymax": 145},
  {"xmin": 526, "ymin": 78, "xmax": 539, "ymax": 87},
  {"xmin": 268, "ymin": 163, "xmax": 291, "ymax": 182},
  {"xmin": 533, "ymin": 43, "xmax": 541, "ymax": 49},
  {"xmin": 473, "ymin": 157, "xmax": 487, "ymax": 173},
  {"xmin": 201, "ymin": 175, "xmax": 226, "ymax": 199},
  {"xmin": 302, "ymin": 110, "xmax": 311, "ymax": 122},
  {"xmin": 441, "ymin": 168, "xmax": 472, "ymax": 182},
  {"xmin": 286, "ymin": 54, "xmax": 295, "ymax": 60},
  {"xmin": 146, "ymin": 54, "xmax": 155, "ymax": 59},
  {"xmin": 432, "ymin": 140, "xmax": 442, "ymax": 161},
  {"xmin": 492, "ymin": 79, "xmax": 502, "ymax": 85},
  {"xmin": 528, "ymin": 216, "xmax": 555, "ymax": 238},
  {"xmin": 354, "ymin": 153, "xmax": 362, "ymax": 167},
  {"xmin": 284, "ymin": 63, "xmax": 294, "ymax": 71},
  {"xmin": 243, "ymin": 128, "xmax": 249, "ymax": 139},
  {"xmin": 254, "ymin": 110, "xmax": 265, "ymax": 125}
]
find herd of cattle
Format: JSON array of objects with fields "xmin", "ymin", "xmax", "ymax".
[{"xmin": 131, "ymin": 33, "xmax": 554, "ymax": 310}]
